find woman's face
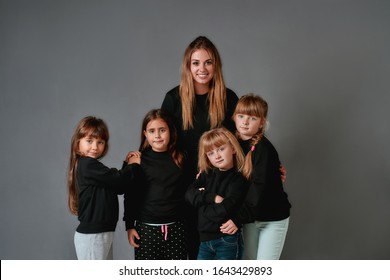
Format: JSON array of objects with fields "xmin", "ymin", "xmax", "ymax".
[{"xmin": 190, "ymin": 49, "xmax": 215, "ymax": 91}]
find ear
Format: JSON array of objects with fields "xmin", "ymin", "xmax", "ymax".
[{"xmin": 259, "ymin": 118, "xmax": 266, "ymax": 131}]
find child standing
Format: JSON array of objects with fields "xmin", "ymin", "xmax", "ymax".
[
  {"xmin": 220, "ymin": 94, "xmax": 291, "ymax": 260},
  {"xmin": 185, "ymin": 128, "xmax": 249, "ymax": 260},
  {"xmin": 123, "ymin": 109, "xmax": 187, "ymax": 260},
  {"xmin": 67, "ymin": 116, "xmax": 135, "ymax": 260}
]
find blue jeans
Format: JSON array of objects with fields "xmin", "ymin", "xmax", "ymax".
[
  {"xmin": 197, "ymin": 233, "xmax": 243, "ymax": 260},
  {"xmin": 242, "ymin": 217, "xmax": 289, "ymax": 260}
]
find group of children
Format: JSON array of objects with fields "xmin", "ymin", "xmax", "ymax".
[{"xmin": 67, "ymin": 94, "xmax": 291, "ymax": 260}]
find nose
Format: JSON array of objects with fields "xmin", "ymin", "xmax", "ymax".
[
  {"xmin": 155, "ymin": 131, "xmax": 161, "ymax": 138},
  {"xmin": 243, "ymin": 117, "xmax": 249, "ymax": 125}
]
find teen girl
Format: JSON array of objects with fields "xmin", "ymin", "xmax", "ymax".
[
  {"xmin": 220, "ymin": 94, "xmax": 291, "ymax": 260},
  {"xmin": 67, "ymin": 116, "xmax": 135, "ymax": 260},
  {"xmin": 123, "ymin": 109, "xmax": 187, "ymax": 260},
  {"xmin": 185, "ymin": 128, "xmax": 249, "ymax": 260}
]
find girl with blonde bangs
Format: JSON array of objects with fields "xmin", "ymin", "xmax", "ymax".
[
  {"xmin": 198, "ymin": 128, "xmax": 245, "ymax": 175},
  {"xmin": 185, "ymin": 128, "xmax": 249, "ymax": 260},
  {"xmin": 220, "ymin": 94, "xmax": 291, "ymax": 260}
]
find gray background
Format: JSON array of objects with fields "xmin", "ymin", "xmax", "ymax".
[{"xmin": 1, "ymin": 0, "xmax": 389, "ymax": 260}]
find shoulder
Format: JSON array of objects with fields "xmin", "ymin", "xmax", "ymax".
[
  {"xmin": 226, "ymin": 88, "xmax": 239, "ymax": 100},
  {"xmin": 77, "ymin": 156, "xmax": 105, "ymax": 173},
  {"xmin": 225, "ymin": 88, "xmax": 239, "ymax": 108},
  {"xmin": 165, "ymin": 85, "xmax": 180, "ymax": 99},
  {"xmin": 254, "ymin": 136, "xmax": 279, "ymax": 158},
  {"xmin": 162, "ymin": 86, "xmax": 181, "ymax": 110}
]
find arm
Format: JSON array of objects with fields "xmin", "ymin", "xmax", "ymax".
[
  {"xmin": 200, "ymin": 175, "xmax": 248, "ymax": 224},
  {"xmin": 79, "ymin": 157, "xmax": 137, "ymax": 194}
]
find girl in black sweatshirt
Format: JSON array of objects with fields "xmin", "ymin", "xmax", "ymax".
[
  {"xmin": 185, "ymin": 128, "xmax": 249, "ymax": 260},
  {"xmin": 220, "ymin": 94, "xmax": 291, "ymax": 260},
  {"xmin": 67, "ymin": 116, "xmax": 135, "ymax": 260},
  {"xmin": 123, "ymin": 109, "xmax": 187, "ymax": 260}
]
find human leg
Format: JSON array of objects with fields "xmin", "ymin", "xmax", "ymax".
[
  {"xmin": 74, "ymin": 231, "xmax": 114, "ymax": 260},
  {"xmin": 256, "ymin": 218, "xmax": 289, "ymax": 260},
  {"xmin": 242, "ymin": 222, "xmax": 260, "ymax": 260},
  {"xmin": 215, "ymin": 233, "xmax": 243, "ymax": 260}
]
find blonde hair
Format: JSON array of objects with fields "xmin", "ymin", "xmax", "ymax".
[
  {"xmin": 179, "ymin": 36, "xmax": 227, "ymax": 130},
  {"xmin": 67, "ymin": 116, "xmax": 109, "ymax": 215},
  {"xmin": 198, "ymin": 128, "xmax": 247, "ymax": 178},
  {"xmin": 233, "ymin": 94, "xmax": 268, "ymax": 179}
]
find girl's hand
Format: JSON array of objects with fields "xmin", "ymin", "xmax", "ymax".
[
  {"xmin": 220, "ymin": 219, "xmax": 238, "ymax": 235},
  {"xmin": 127, "ymin": 229, "xmax": 140, "ymax": 248},
  {"xmin": 126, "ymin": 151, "xmax": 141, "ymax": 165},
  {"xmin": 280, "ymin": 164, "xmax": 287, "ymax": 183},
  {"xmin": 214, "ymin": 195, "xmax": 224, "ymax": 203}
]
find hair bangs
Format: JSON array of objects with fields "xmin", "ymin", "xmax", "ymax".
[{"xmin": 235, "ymin": 98, "xmax": 262, "ymax": 117}]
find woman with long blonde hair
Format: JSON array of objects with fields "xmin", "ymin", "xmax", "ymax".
[{"xmin": 161, "ymin": 36, "xmax": 239, "ymax": 258}]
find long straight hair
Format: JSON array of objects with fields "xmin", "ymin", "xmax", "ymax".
[
  {"xmin": 233, "ymin": 94, "xmax": 268, "ymax": 179},
  {"xmin": 179, "ymin": 36, "xmax": 227, "ymax": 130},
  {"xmin": 139, "ymin": 109, "xmax": 184, "ymax": 168},
  {"xmin": 197, "ymin": 127, "xmax": 247, "ymax": 178},
  {"xmin": 67, "ymin": 116, "xmax": 109, "ymax": 215}
]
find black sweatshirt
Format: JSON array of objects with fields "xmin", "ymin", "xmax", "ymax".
[
  {"xmin": 185, "ymin": 168, "xmax": 249, "ymax": 242},
  {"xmin": 161, "ymin": 86, "xmax": 238, "ymax": 179},
  {"xmin": 123, "ymin": 148, "xmax": 187, "ymax": 230},
  {"xmin": 76, "ymin": 156, "xmax": 135, "ymax": 233},
  {"xmin": 232, "ymin": 137, "xmax": 291, "ymax": 226}
]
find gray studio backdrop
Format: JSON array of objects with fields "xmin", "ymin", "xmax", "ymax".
[{"xmin": 1, "ymin": 0, "xmax": 389, "ymax": 260}]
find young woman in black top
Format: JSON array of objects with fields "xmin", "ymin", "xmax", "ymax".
[{"xmin": 161, "ymin": 36, "xmax": 239, "ymax": 259}]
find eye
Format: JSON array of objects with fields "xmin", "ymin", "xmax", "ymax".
[
  {"xmin": 205, "ymin": 60, "xmax": 213, "ymax": 65},
  {"xmin": 192, "ymin": 61, "xmax": 199, "ymax": 66},
  {"xmin": 160, "ymin": 128, "xmax": 167, "ymax": 133},
  {"xmin": 98, "ymin": 140, "xmax": 105, "ymax": 145},
  {"xmin": 251, "ymin": 117, "xmax": 258, "ymax": 121},
  {"xmin": 206, "ymin": 151, "xmax": 214, "ymax": 157}
]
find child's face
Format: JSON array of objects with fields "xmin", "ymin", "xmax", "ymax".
[
  {"xmin": 206, "ymin": 143, "xmax": 235, "ymax": 171},
  {"xmin": 78, "ymin": 135, "xmax": 106, "ymax": 159},
  {"xmin": 190, "ymin": 49, "xmax": 215, "ymax": 89},
  {"xmin": 144, "ymin": 118, "xmax": 170, "ymax": 152},
  {"xmin": 234, "ymin": 113, "xmax": 263, "ymax": 140}
]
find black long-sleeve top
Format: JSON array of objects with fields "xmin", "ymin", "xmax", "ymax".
[
  {"xmin": 161, "ymin": 86, "xmax": 239, "ymax": 179},
  {"xmin": 123, "ymin": 148, "xmax": 187, "ymax": 230},
  {"xmin": 232, "ymin": 137, "xmax": 291, "ymax": 226},
  {"xmin": 185, "ymin": 168, "xmax": 249, "ymax": 242},
  {"xmin": 76, "ymin": 156, "xmax": 135, "ymax": 233}
]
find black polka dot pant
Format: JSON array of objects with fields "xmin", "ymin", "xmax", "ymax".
[{"xmin": 134, "ymin": 221, "xmax": 187, "ymax": 260}]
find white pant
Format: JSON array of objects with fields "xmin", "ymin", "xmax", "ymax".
[
  {"xmin": 242, "ymin": 217, "xmax": 289, "ymax": 260},
  {"xmin": 74, "ymin": 231, "xmax": 114, "ymax": 260}
]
